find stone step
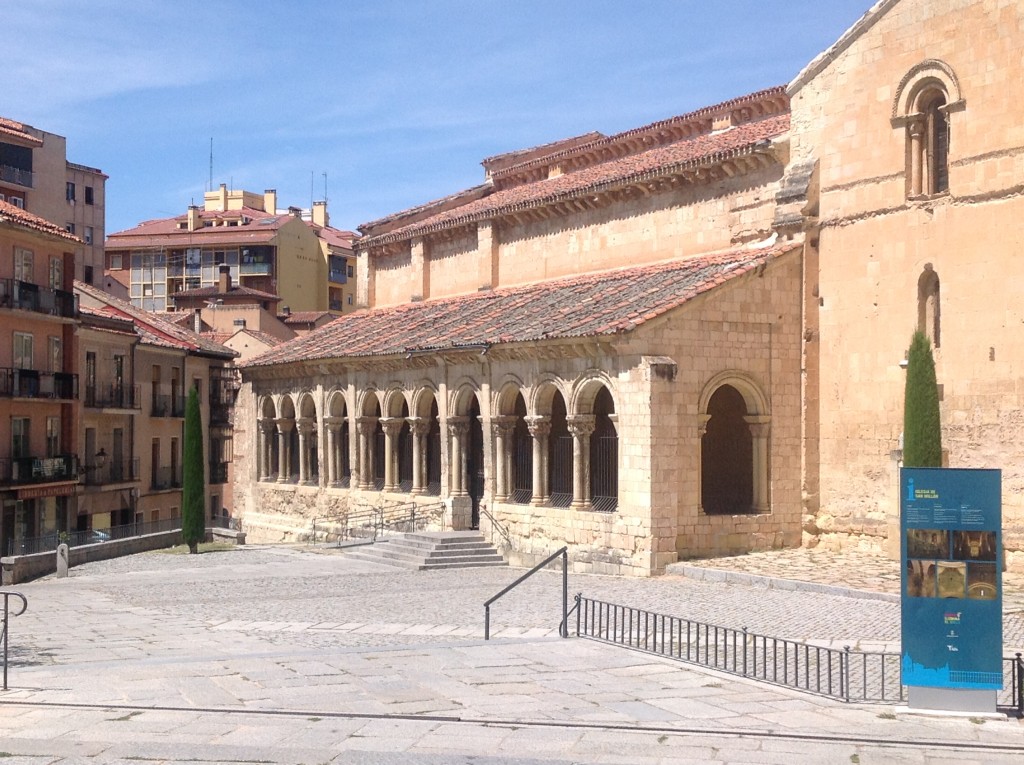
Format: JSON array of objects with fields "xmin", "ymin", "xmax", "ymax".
[{"xmin": 342, "ymin": 532, "xmax": 507, "ymax": 571}]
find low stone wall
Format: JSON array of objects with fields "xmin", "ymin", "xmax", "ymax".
[{"xmin": 1, "ymin": 530, "xmax": 182, "ymax": 585}]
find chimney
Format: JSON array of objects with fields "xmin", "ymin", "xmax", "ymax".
[
  {"xmin": 312, "ymin": 200, "xmax": 328, "ymax": 227},
  {"xmin": 218, "ymin": 263, "xmax": 231, "ymax": 294},
  {"xmin": 217, "ymin": 183, "xmax": 228, "ymax": 211},
  {"xmin": 281, "ymin": 306, "xmax": 291, "ymax": 316},
  {"xmin": 263, "ymin": 188, "xmax": 277, "ymax": 214},
  {"xmin": 287, "ymin": 206, "xmax": 302, "ymax": 219},
  {"xmin": 187, "ymin": 205, "xmax": 200, "ymax": 232},
  {"xmin": 193, "ymin": 310, "xmax": 202, "ymax": 333}
]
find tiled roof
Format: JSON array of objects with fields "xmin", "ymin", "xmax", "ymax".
[
  {"xmin": 280, "ymin": 311, "xmax": 333, "ymax": 324},
  {"xmin": 173, "ymin": 284, "xmax": 280, "ymax": 302},
  {"xmin": 315, "ymin": 225, "xmax": 356, "ymax": 249},
  {"xmin": 0, "ymin": 117, "xmax": 43, "ymax": 146},
  {"xmin": 0, "ymin": 199, "xmax": 82, "ymax": 243},
  {"xmin": 245, "ymin": 242, "xmax": 798, "ymax": 368},
  {"xmin": 74, "ymin": 281, "xmax": 236, "ymax": 359},
  {"xmin": 106, "ymin": 206, "xmax": 294, "ymax": 248},
  {"xmin": 359, "ymin": 112, "xmax": 789, "ymax": 247},
  {"xmin": 231, "ymin": 328, "xmax": 284, "ymax": 347}
]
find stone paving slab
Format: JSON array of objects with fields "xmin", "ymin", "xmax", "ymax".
[{"xmin": 0, "ymin": 545, "xmax": 1023, "ymax": 764}]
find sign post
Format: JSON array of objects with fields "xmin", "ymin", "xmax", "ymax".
[{"xmin": 901, "ymin": 467, "xmax": 1002, "ymax": 712}]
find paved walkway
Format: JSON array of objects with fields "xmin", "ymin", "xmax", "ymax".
[{"xmin": 0, "ymin": 543, "xmax": 1022, "ymax": 764}]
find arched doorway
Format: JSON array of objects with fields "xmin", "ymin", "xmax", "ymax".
[
  {"xmin": 589, "ymin": 387, "xmax": 618, "ymax": 512},
  {"xmin": 548, "ymin": 392, "xmax": 572, "ymax": 507},
  {"xmin": 701, "ymin": 384, "xmax": 753, "ymax": 514},
  {"xmin": 510, "ymin": 392, "xmax": 532, "ymax": 504}
]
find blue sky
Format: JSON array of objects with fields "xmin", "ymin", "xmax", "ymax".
[{"xmin": 6, "ymin": 1, "xmax": 872, "ymax": 235}]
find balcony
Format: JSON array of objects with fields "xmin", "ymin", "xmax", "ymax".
[
  {"xmin": 209, "ymin": 462, "xmax": 229, "ymax": 485},
  {"xmin": 0, "ymin": 368, "xmax": 77, "ymax": 400},
  {"xmin": 83, "ymin": 457, "xmax": 140, "ymax": 487},
  {"xmin": 85, "ymin": 383, "xmax": 141, "ymax": 410},
  {"xmin": 329, "ymin": 299, "xmax": 343, "ymax": 311},
  {"xmin": 239, "ymin": 262, "xmax": 271, "ymax": 275},
  {"xmin": 0, "ymin": 164, "xmax": 33, "ymax": 188},
  {"xmin": 151, "ymin": 390, "xmax": 186, "ymax": 417},
  {"xmin": 0, "ymin": 279, "xmax": 76, "ymax": 319},
  {"xmin": 0, "ymin": 454, "xmax": 78, "ymax": 485},
  {"xmin": 150, "ymin": 465, "xmax": 182, "ymax": 491}
]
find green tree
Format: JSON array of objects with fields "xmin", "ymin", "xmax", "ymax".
[
  {"xmin": 903, "ymin": 331, "xmax": 942, "ymax": 468},
  {"xmin": 181, "ymin": 386, "xmax": 206, "ymax": 553}
]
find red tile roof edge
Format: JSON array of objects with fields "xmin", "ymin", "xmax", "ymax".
[
  {"xmin": 0, "ymin": 199, "xmax": 83, "ymax": 243},
  {"xmin": 243, "ymin": 241, "xmax": 800, "ymax": 369},
  {"xmin": 360, "ymin": 125, "xmax": 785, "ymax": 249},
  {"xmin": 357, "ymin": 183, "xmax": 493, "ymax": 236},
  {"xmin": 0, "ymin": 116, "xmax": 43, "ymax": 146}
]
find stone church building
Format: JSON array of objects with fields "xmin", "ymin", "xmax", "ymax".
[{"xmin": 235, "ymin": 0, "xmax": 1024, "ymax": 575}]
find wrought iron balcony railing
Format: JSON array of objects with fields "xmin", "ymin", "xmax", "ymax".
[
  {"xmin": 0, "ymin": 454, "xmax": 78, "ymax": 485},
  {"xmin": 0, "ymin": 368, "xmax": 77, "ymax": 400},
  {"xmin": 84, "ymin": 383, "xmax": 140, "ymax": 410},
  {"xmin": 83, "ymin": 457, "xmax": 140, "ymax": 486},
  {"xmin": 151, "ymin": 390, "xmax": 186, "ymax": 417},
  {"xmin": 0, "ymin": 279, "xmax": 76, "ymax": 318},
  {"xmin": 150, "ymin": 465, "xmax": 183, "ymax": 491}
]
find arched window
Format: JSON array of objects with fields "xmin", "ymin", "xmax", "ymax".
[
  {"xmin": 918, "ymin": 264, "xmax": 940, "ymax": 347},
  {"xmin": 701, "ymin": 385, "xmax": 753, "ymax": 515},
  {"xmin": 892, "ymin": 61, "xmax": 963, "ymax": 199},
  {"xmin": 589, "ymin": 387, "xmax": 618, "ymax": 512}
]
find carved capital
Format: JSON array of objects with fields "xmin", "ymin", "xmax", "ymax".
[
  {"xmin": 274, "ymin": 418, "xmax": 294, "ymax": 434},
  {"xmin": 447, "ymin": 416, "xmax": 470, "ymax": 438},
  {"xmin": 323, "ymin": 416, "xmax": 344, "ymax": 432},
  {"xmin": 379, "ymin": 417, "xmax": 406, "ymax": 437},
  {"xmin": 407, "ymin": 416, "xmax": 432, "ymax": 436},
  {"xmin": 567, "ymin": 414, "xmax": 596, "ymax": 439},
  {"xmin": 491, "ymin": 415, "xmax": 517, "ymax": 437},
  {"xmin": 525, "ymin": 415, "xmax": 551, "ymax": 439},
  {"xmin": 355, "ymin": 416, "xmax": 378, "ymax": 435}
]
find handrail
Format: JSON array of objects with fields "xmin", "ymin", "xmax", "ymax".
[
  {"xmin": 2, "ymin": 591, "xmax": 28, "ymax": 690},
  {"xmin": 478, "ymin": 504, "xmax": 512, "ymax": 547},
  {"xmin": 484, "ymin": 546, "xmax": 568, "ymax": 640}
]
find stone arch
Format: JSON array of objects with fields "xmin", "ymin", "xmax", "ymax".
[
  {"xmin": 570, "ymin": 371, "xmax": 618, "ymax": 416},
  {"xmin": 358, "ymin": 388, "xmax": 382, "ymax": 417},
  {"xmin": 295, "ymin": 392, "xmax": 318, "ymax": 484},
  {"xmin": 411, "ymin": 381, "xmax": 439, "ymax": 418},
  {"xmin": 530, "ymin": 376, "xmax": 569, "ymax": 416},
  {"xmin": 324, "ymin": 389, "xmax": 350, "ymax": 487},
  {"xmin": 409, "ymin": 385, "xmax": 442, "ymax": 496},
  {"xmin": 382, "ymin": 386, "xmax": 409, "ymax": 418},
  {"xmin": 892, "ymin": 59, "xmax": 963, "ymax": 120},
  {"xmin": 698, "ymin": 372, "xmax": 770, "ymax": 516},
  {"xmin": 449, "ymin": 379, "xmax": 483, "ymax": 417},
  {"xmin": 893, "ymin": 60, "xmax": 962, "ymax": 197},
  {"xmin": 326, "ymin": 389, "xmax": 347, "ymax": 418},
  {"xmin": 494, "ymin": 376, "xmax": 527, "ymax": 416},
  {"xmin": 257, "ymin": 395, "xmax": 279, "ymax": 482}
]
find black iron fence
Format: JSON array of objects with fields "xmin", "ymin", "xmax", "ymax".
[
  {"xmin": 310, "ymin": 501, "xmax": 444, "ymax": 545},
  {"xmin": 0, "ymin": 368, "xmax": 77, "ymax": 400},
  {"xmin": 574, "ymin": 596, "xmax": 1024, "ymax": 714}
]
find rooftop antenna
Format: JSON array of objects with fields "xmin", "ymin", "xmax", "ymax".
[
  {"xmin": 310, "ymin": 170, "xmax": 314, "ymax": 208},
  {"xmin": 208, "ymin": 138, "xmax": 213, "ymax": 192},
  {"xmin": 323, "ymin": 172, "xmax": 328, "ymax": 205}
]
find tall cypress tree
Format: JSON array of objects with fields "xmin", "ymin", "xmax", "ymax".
[
  {"xmin": 182, "ymin": 386, "xmax": 206, "ymax": 554},
  {"xmin": 903, "ymin": 331, "xmax": 942, "ymax": 468}
]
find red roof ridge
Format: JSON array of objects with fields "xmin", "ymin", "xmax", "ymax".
[
  {"xmin": 0, "ymin": 116, "xmax": 43, "ymax": 146},
  {"xmin": 0, "ymin": 199, "xmax": 82, "ymax": 243}
]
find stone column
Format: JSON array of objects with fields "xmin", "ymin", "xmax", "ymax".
[
  {"xmin": 745, "ymin": 416, "xmax": 771, "ymax": 513},
  {"xmin": 355, "ymin": 416, "xmax": 377, "ymax": 489},
  {"xmin": 447, "ymin": 417, "xmax": 469, "ymax": 496},
  {"xmin": 491, "ymin": 416, "xmax": 516, "ymax": 502},
  {"xmin": 275, "ymin": 419, "xmax": 294, "ymax": 483},
  {"xmin": 324, "ymin": 416, "xmax": 343, "ymax": 486},
  {"xmin": 257, "ymin": 418, "xmax": 274, "ymax": 481},
  {"xmin": 297, "ymin": 417, "xmax": 315, "ymax": 485},
  {"xmin": 696, "ymin": 414, "xmax": 710, "ymax": 512},
  {"xmin": 525, "ymin": 416, "xmax": 551, "ymax": 506},
  {"xmin": 568, "ymin": 415, "xmax": 596, "ymax": 509},
  {"xmin": 408, "ymin": 417, "xmax": 430, "ymax": 494},
  {"xmin": 909, "ymin": 120, "xmax": 924, "ymax": 196},
  {"xmin": 380, "ymin": 417, "xmax": 403, "ymax": 491}
]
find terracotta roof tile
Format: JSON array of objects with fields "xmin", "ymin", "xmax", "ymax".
[
  {"xmin": 0, "ymin": 117, "xmax": 43, "ymax": 146},
  {"xmin": 106, "ymin": 206, "xmax": 292, "ymax": 248},
  {"xmin": 360, "ymin": 113, "xmax": 789, "ymax": 247},
  {"xmin": 245, "ymin": 242, "xmax": 798, "ymax": 368},
  {"xmin": 280, "ymin": 311, "xmax": 333, "ymax": 324},
  {"xmin": 0, "ymin": 199, "xmax": 82, "ymax": 243},
  {"xmin": 173, "ymin": 284, "xmax": 280, "ymax": 302}
]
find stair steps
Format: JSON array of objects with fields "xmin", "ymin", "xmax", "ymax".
[{"xmin": 343, "ymin": 531, "xmax": 507, "ymax": 571}]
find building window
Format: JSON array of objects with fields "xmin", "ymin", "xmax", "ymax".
[
  {"xmin": 13, "ymin": 332, "xmax": 33, "ymax": 370},
  {"xmin": 11, "ymin": 417, "xmax": 30, "ymax": 459},
  {"xmin": 49, "ymin": 336, "xmax": 62, "ymax": 373},
  {"xmin": 10, "ymin": 196, "xmax": 23, "ymax": 208},
  {"xmin": 110, "ymin": 253, "xmax": 123, "ymax": 270},
  {"xmin": 49, "ymin": 257, "xmax": 63, "ymax": 290},
  {"xmin": 84, "ymin": 226, "xmax": 94, "ymax": 245},
  {"xmin": 85, "ymin": 186, "xmax": 94, "ymax": 205},
  {"xmin": 347, "ymin": 265, "xmax": 354, "ymax": 277},
  {"xmin": 84, "ymin": 265, "xmax": 94, "ymax": 284},
  {"xmin": 893, "ymin": 60, "xmax": 962, "ymax": 199},
  {"xmin": 66, "ymin": 182, "xmax": 76, "ymax": 202},
  {"xmin": 14, "ymin": 248, "xmax": 33, "ymax": 282},
  {"xmin": 46, "ymin": 417, "xmax": 60, "ymax": 458},
  {"xmin": 918, "ymin": 265, "xmax": 941, "ymax": 348},
  {"xmin": 347, "ymin": 295, "xmax": 353, "ymax": 305},
  {"xmin": 65, "ymin": 223, "xmax": 75, "ymax": 235}
]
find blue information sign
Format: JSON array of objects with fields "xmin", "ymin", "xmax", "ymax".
[{"xmin": 900, "ymin": 468, "xmax": 1002, "ymax": 690}]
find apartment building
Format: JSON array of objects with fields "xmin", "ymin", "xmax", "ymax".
[
  {"xmin": 106, "ymin": 186, "xmax": 354, "ymax": 315},
  {"xmin": 0, "ymin": 200, "xmax": 81, "ymax": 556},
  {"xmin": 0, "ymin": 116, "xmax": 107, "ymax": 287}
]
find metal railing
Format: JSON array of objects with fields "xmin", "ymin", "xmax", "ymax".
[
  {"xmin": 0, "ymin": 163, "xmax": 33, "ymax": 187},
  {"xmin": 151, "ymin": 465, "xmax": 183, "ymax": 490},
  {"xmin": 5, "ymin": 517, "xmax": 182, "ymax": 557},
  {"xmin": 0, "ymin": 279, "xmax": 76, "ymax": 318},
  {"xmin": 150, "ymin": 390, "xmax": 185, "ymax": 417},
  {"xmin": 0, "ymin": 454, "xmax": 78, "ymax": 485},
  {"xmin": 485, "ymin": 547, "xmax": 568, "ymax": 640},
  {"xmin": 310, "ymin": 501, "xmax": 442, "ymax": 545},
  {"xmin": 209, "ymin": 462, "xmax": 229, "ymax": 484},
  {"xmin": 85, "ymin": 383, "xmax": 141, "ymax": 410},
  {"xmin": 575, "ymin": 596, "xmax": 1024, "ymax": 713},
  {"xmin": 2, "ymin": 591, "xmax": 28, "ymax": 690},
  {"xmin": 83, "ymin": 457, "xmax": 140, "ymax": 486},
  {"xmin": 0, "ymin": 368, "xmax": 78, "ymax": 399}
]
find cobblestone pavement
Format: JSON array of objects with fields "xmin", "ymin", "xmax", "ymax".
[{"xmin": 0, "ymin": 543, "xmax": 1022, "ymax": 764}]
